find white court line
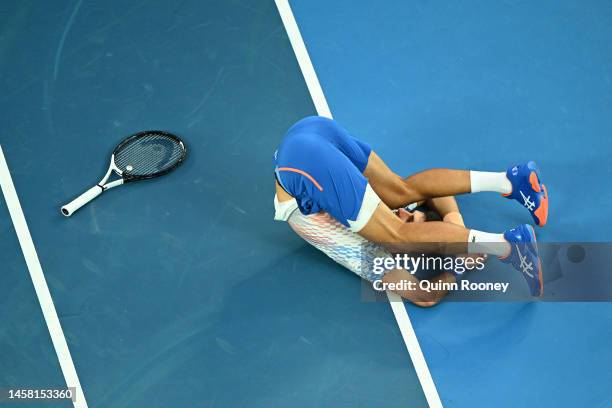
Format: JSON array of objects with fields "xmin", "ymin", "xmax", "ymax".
[
  {"xmin": 274, "ymin": 0, "xmax": 332, "ymax": 119},
  {"xmin": 386, "ymin": 292, "xmax": 442, "ymax": 408},
  {"xmin": 273, "ymin": 2, "xmax": 443, "ymax": 407},
  {"xmin": 0, "ymin": 146, "xmax": 88, "ymax": 408}
]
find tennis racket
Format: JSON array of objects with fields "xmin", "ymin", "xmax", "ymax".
[{"xmin": 61, "ymin": 130, "xmax": 187, "ymax": 217}]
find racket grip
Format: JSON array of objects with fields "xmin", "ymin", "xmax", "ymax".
[{"xmin": 61, "ymin": 185, "xmax": 103, "ymax": 217}]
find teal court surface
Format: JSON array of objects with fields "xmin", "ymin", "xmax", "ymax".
[{"xmin": 1, "ymin": 1, "xmax": 612, "ymax": 407}]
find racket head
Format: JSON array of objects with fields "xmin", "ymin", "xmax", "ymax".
[{"xmin": 112, "ymin": 130, "xmax": 187, "ymax": 182}]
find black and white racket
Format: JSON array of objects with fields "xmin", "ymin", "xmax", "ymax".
[{"xmin": 61, "ymin": 130, "xmax": 187, "ymax": 217}]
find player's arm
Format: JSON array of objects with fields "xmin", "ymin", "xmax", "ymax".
[
  {"xmin": 357, "ymin": 202, "xmax": 469, "ymax": 253},
  {"xmin": 426, "ymin": 196, "xmax": 465, "ymax": 226}
]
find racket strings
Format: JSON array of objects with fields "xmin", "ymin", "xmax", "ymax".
[
  {"xmin": 113, "ymin": 133, "xmax": 184, "ymax": 177},
  {"xmin": 120, "ymin": 146, "xmax": 178, "ymax": 171}
]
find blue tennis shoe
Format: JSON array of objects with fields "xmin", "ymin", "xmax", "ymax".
[
  {"xmin": 500, "ymin": 224, "xmax": 543, "ymax": 297},
  {"xmin": 504, "ymin": 161, "xmax": 548, "ymax": 227}
]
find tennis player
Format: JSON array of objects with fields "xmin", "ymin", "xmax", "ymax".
[{"xmin": 273, "ymin": 116, "xmax": 548, "ymax": 305}]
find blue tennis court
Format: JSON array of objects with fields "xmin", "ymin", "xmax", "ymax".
[{"xmin": 1, "ymin": 1, "xmax": 611, "ymax": 407}]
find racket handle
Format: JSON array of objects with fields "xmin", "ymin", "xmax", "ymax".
[{"xmin": 61, "ymin": 185, "xmax": 103, "ymax": 217}]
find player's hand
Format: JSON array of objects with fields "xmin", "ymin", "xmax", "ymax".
[{"xmin": 442, "ymin": 211, "xmax": 465, "ymax": 227}]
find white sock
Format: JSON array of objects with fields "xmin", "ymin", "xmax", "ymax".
[
  {"xmin": 470, "ymin": 171, "xmax": 512, "ymax": 194},
  {"xmin": 468, "ymin": 230, "xmax": 510, "ymax": 257}
]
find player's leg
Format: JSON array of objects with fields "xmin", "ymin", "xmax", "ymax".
[
  {"xmin": 364, "ymin": 152, "xmax": 548, "ymax": 226},
  {"xmin": 364, "ymin": 151, "xmax": 506, "ymax": 206}
]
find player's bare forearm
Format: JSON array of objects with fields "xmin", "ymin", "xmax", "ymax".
[
  {"xmin": 427, "ymin": 196, "xmax": 459, "ymax": 219},
  {"xmin": 359, "ymin": 203, "xmax": 470, "ymax": 255},
  {"xmin": 426, "ymin": 196, "xmax": 465, "ymax": 226}
]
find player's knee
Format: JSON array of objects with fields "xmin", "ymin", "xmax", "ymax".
[
  {"xmin": 379, "ymin": 176, "xmax": 419, "ymax": 206},
  {"xmin": 399, "ymin": 176, "xmax": 422, "ymax": 203}
]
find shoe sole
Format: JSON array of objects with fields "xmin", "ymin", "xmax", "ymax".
[
  {"xmin": 527, "ymin": 162, "xmax": 548, "ymax": 227},
  {"xmin": 527, "ymin": 225, "xmax": 544, "ymax": 297}
]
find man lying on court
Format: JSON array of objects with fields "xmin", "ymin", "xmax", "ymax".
[{"xmin": 273, "ymin": 116, "xmax": 548, "ymax": 306}]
